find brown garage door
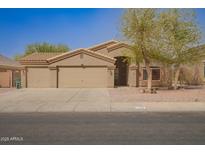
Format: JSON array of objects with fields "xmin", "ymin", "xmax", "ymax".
[
  {"xmin": 27, "ymin": 68, "xmax": 50, "ymax": 88},
  {"xmin": 0, "ymin": 71, "xmax": 11, "ymax": 88},
  {"xmin": 58, "ymin": 67, "xmax": 107, "ymax": 88}
]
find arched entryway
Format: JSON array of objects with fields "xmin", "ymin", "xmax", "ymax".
[{"xmin": 114, "ymin": 56, "xmax": 128, "ymax": 86}]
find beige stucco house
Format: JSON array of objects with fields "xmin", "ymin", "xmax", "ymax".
[
  {"xmin": 0, "ymin": 54, "xmax": 23, "ymax": 88},
  {"xmin": 19, "ymin": 40, "xmax": 205, "ymax": 88}
]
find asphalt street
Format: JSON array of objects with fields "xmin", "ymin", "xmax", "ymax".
[{"xmin": 0, "ymin": 112, "xmax": 205, "ymax": 144}]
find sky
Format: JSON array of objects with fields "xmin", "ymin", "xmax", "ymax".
[{"xmin": 0, "ymin": 8, "xmax": 205, "ymax": 58}]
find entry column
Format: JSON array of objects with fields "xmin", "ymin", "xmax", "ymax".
[
  {"xmin": 128, "ymin": 65, "xmax": 139, "ymax": 87},
  {"xmin": 49, "ymin": 66, "xmax": 58, "ymax": 88}
]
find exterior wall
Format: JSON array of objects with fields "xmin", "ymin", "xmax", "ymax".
[
  {"xmin": 49, "ymin": 67, "xmax": 57, "ymax": 88},
  {"xmin": 138, "ymin": 65, "xmax": 162, "ymax": 87},
  {"xmin": 128, "ymin": 66, "xmax": 138, "ymax": 87},
  {"xmin": 94, "ymin": 45, "xmax": 205, "ymax": 87},
  {"xmin": 94, "ymin": 46, "xmax": 131, "ymax": 58},
  {"xmin": 22, "ymin": 52, "xmax": 115, "ymax": 88},
  {"xmin": 50, "ymin": 52, "xmax": 115, "ymax": 88},
  {"xmin": 98, "ymin": 46, "xmax": 162, "ymax": 87},
  {"xmin": 107, "ymin": 47, "xmax": 137, "ymax": 87},
  {"xmin": 107, "ymin": 48, "xmax": 131, "ymax": 58},
  {"xmin": 93, "ymin": 48, "xmax": 109, "ymax": 56},
  {"xmin": 107, "ymin": 66, "xmax": 115, "ymax": 88},
  {"xmin": 139, "ymin": 80, "xmax": 162, "ymax": 87},
  {"xmin": 95, "ymin": 47, "xmax": 133, "ymax": 87},
  {"xmin": 138, "ymin": 61, "xmax": 205, "ymax": 87},
  {"xmin": 104, "ymin": 47, "xmax": 170, "ymax": 87},
  {"xmin": 21, "ymin": 69, "xmax": 26, "ymax": 88},
  {"xmin": 0, "ymin": 70, "xmax": 12, "ymax": 88}
]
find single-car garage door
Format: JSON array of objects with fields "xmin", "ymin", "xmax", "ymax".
[
  {"xmin": 58, "ymin": 67, "xmax": 107, "ymax": 88},
  {"xmin": 0, "ymin": 71, "xmax": 11, "ymax": 88},
  {"xmin": 27, "ymin": 68, "xmax": 50, "ymax": 88}
]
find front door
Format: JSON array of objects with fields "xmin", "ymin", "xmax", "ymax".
[{"xmin": 114, "ymin": 57, "xmax": 128, "ymax": 86}]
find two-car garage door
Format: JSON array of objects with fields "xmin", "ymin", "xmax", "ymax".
[
  {"xmin": 26, "ymin": 67, "xmax": 108, "ymax": 88},
  {"xmin": 58, "ymin": 67, "xmax": 107, "ymax": 88}
]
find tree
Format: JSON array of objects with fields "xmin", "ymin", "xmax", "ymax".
[
  {"xmin": 14, "ymin": 43, "xmax": 69, "ymax": 60},
  {"xmin": 158, "ymin": 9, "xmax": 204, "ymax": 89},
  {"xmin": 121, "ymin": 9, "xmax": 160, "ymax": 91},
  {"xmin": 123, "ymin": 45, "xmax": 143, "ymax": 87},
  {"xmin": 14, "ymin": 54, "xmax": 23, "ymax": 61}
]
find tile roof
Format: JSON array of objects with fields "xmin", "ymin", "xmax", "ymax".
[
  {"xmin": 47, "ymin": 48, "xmax": 116, "ymax": 64},
  {"xmin": 107, "ymin": 42, "xmax": 131, "ymax": 51},
  {"xmin": 88, "ymin": 40, "xmax": 119, "ymax": 51},
  {"xmin": 0, "ymin": 54, "xmax": 22, "ymax": 69},
  {"xmin": 20, "ymin": 52, "xmax": 64, "ymax": 61},
  {"xmin": 86, "ymin": 49, "xmax": 116, "ymax": 61},
  {"xmin": 19, "ymin": 40, "xmax": 120, "ymax": 63}
]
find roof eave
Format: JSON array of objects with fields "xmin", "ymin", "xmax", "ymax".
[
  {"xmin": 88, "ymin": 40, "xmax": 119, "ymax": 51},
  {"xmin": 0, "ymin": 65, "xmax": 24, "ymax": 70},
  {"xmin": 47, "ymin": 48, "xmax": 116, "ymax": 64},
  {"xmin": 107, "ymin": 42, "xmax": 132, "ymax": 52},
  {"xmin": 19, "ymin": 60, "xmax": 49, "ymax": 65}
]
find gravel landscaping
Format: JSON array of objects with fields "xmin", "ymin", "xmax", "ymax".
[{"xmin": 109, "ymin": 86, "xmax": 205, "ymax": 102}]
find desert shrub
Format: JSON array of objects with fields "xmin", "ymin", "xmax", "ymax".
[
  {"xmin": 160, "ymin": 65, "xmax": 173, "ymax": 87},
  {"xmin": 179, "ymin": 65, "xmax": 203, "ymax": 85}
]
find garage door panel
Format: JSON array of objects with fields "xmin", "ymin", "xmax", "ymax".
[
  {"xmin": 58, "ymin": 67, "xmax": 107, "ymax": 88},
  {"xmin": 0, "ymin": 71, "xmax": 10, "ymax": 88},
  {"xmin": 58, "ymin": 68, "xmax": 82, "ymax": 88},
  {"xmin": 82, "ymin": 68, "xmax": 107, "ymax": 87},
  {"xmin": 27, "ymin": 68, "xmax": 50, "ymax": 88}
]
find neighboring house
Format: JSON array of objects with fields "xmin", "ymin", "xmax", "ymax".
[
  {"xmin": 19, "ymin": 40, "xmax": 205, "ymax": 88},
  {"xmin": 0, "ymin": 54, "xmax": 23, "ymax": 88}
]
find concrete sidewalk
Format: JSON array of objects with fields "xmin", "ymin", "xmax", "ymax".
[
  {"xmin": 111, "ymin": 102, "xmax": 205, "ymax": 112},
  {"xmin": 0, "ymin": 88, "xmax": 205, "ymax": 112}
]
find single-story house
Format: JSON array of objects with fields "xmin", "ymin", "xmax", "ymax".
[
  {"xmin": 19, "ymin": 40, "xmax": 205, "ymax": 88},
  {"xmin": 0, "ymin": 54, "xmax": 23, "ymax": 88}
]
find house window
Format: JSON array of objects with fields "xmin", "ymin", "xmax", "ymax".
[
  {"xmin": 143, "ymin": 68, "xmax": 160, "ymax": 80},
  {"xmin": 143, "ymin": 69, "xmax": 148, "ymax": 80},
  {"xmin": 152, "ymin": 69, "xmax": 160, "ymax": 80}
]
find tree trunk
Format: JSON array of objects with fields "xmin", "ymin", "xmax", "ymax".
[
  {"xmin": 136, "ymin": 62, "xmax": 140, "ymax": 87},
  {"xmin": 173, "ymin": 66, "xmax": 181, "ymax": 90},
  {"xmin": 139, "ymin": 36, "xmax": 152, "ymax": 92},
  {"xmin": 168, "ymin": 67, "xmax": 173, "ymax": 88},
  {"xmin": 145, "ymin": 60, "xmax": 152, "ymax": 91}
]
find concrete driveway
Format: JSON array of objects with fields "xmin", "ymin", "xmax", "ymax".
[
  {"xmin": 1, "ymin": 88, "xmax": 205, "ymax": 112},
  {"xmin": 0, "ymin": 88, "xmax": 111, "ymax": 112}
]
